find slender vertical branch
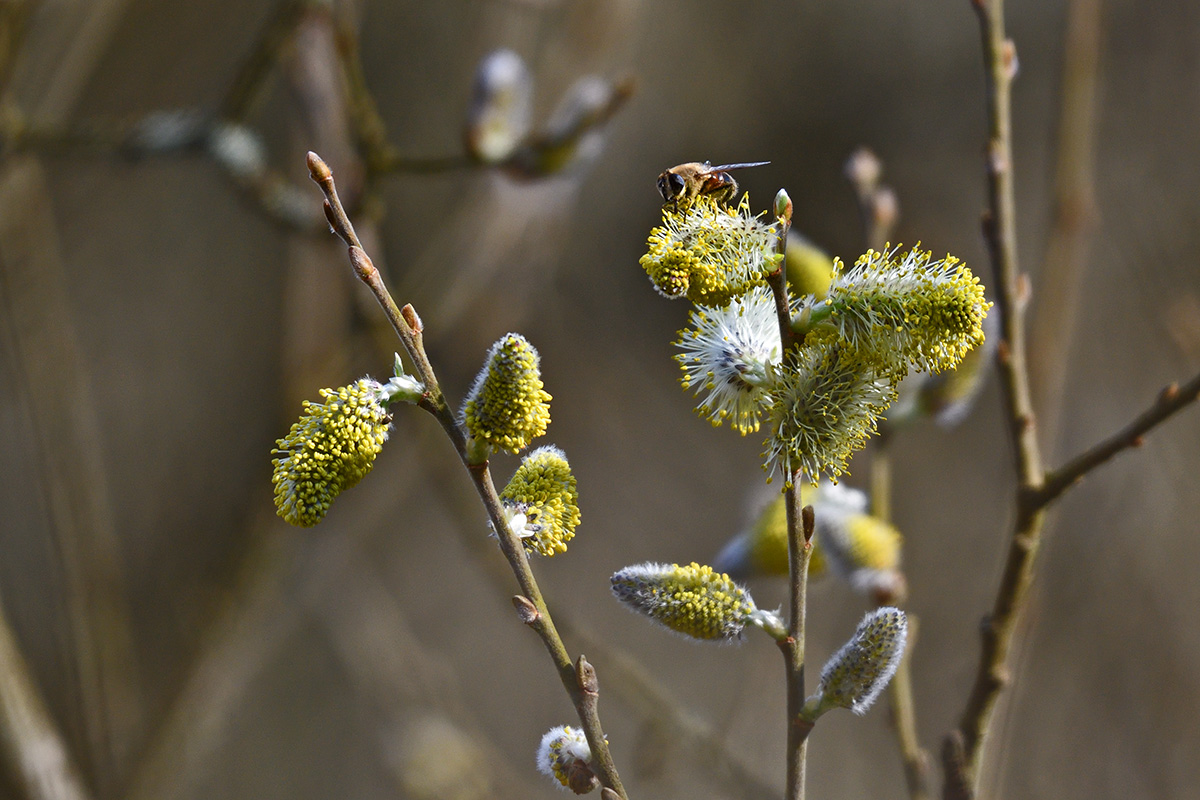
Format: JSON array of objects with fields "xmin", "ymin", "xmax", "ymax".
[
  {"xmin": 781, "ymin": 501, "xmax": 814, "ymax": 800},
  {"xmin": 954, "ymin": 0, "xmax": 1046, "ymax": 788},
  {"xmin": 305, "ymin": 151, "xmax": 627, "ymax": 800},
  {"xmin": 766, "ymin": 194, "xmax": 812, "ymax": 800}
]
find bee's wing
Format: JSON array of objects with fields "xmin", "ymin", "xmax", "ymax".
[{"xmin": 708, "ymin": 161, "xmax": 770, "ymax": 172}]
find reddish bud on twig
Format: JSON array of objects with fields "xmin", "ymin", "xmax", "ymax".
[
  {"xmin": 1017, "ymin": 273, "xmax": 1032, "ymax": 310},
  {"xmin": 872, "ymin": 187, "xmax": 899, "ymax": 231},
  {"xmin": 307, "ymin": 151, "xmax": 331, "ymax": 182},
  {"xmin": 801, "ymin": 504, "xmax": 815, "ymax": 544},
  {"xmin": 576, "ymin": 656, "xmax": 599, "ymax": 695},
  {"xmin": 349, "ymin": 246, "xmax": 376, "ymax": 280},
  {"xmin": 512, "ymin": 595, "xmax": 540, "ymax": 625},
  {"xmin": 1160, "ymin": 383, "xmax": 1180, "ymax": 404},
  {"xmin": 1003, "ymin": 39, "xmax": 1019, "ymax": 80},
  {"xmin": 845, "ymin": 147, "xmax": 882, "ymax": 194},
  {"xmin": 402, "ymin": 304, "xmax": 423, "ymax": 333}
]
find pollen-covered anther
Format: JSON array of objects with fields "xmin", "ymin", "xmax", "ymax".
[
  {"xmin": 822, "ymin": 245, "xmax": 992, "ymax": 376},
  {"xmin": 610, "ymin": 562, "xmax": 761, "ymax": 641},
  {"xmin": 640, "ymin": 195, "xmax": 780, "ymax": 308},
  {"xmin": 462, "ymin": 333, "xmax": 552, "ymax": 454},
  {"xmin": 803, "ymin": 607, "xmax": 908, "ymax": 720},
  {"xmin": 537, "ymin": 725, "xmax": 597, "ymax": 793},
  {"xmin": 272, "ymin": 379, "xmax": 393, "ymax": 527},
  {"xmin": 500, "ymin": 446, "xmax": 581, "ymax": 557},
  {"xmin": 674, "ymin": 286, "xmax": 782, "ymax": 435}
]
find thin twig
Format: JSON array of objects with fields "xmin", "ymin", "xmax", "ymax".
[
  {"xmin": 305, "ymin": 150, "xmax": 628, "ymax": 800},
  {"xmin": 421, "ymin": 424, "xmax": 779, "ymax": 800},
  {"xmin": 1037, "ymin": 373, "xmax": 1200, "ymax": 507},
  {"xmin": 218, "ymin": 0, "xmax": 307, "ymax": 123},
  {"xmin": 953, "ymin": 0, "xmax": 1046, "ymax": 787},
  {"xmin": 956, "ymin": 1, "xmax": 1200, "ymax": 792}
]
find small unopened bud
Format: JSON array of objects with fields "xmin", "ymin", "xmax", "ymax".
[
  {"xmin": 461, "ymin": 333, "xmax": 552, "ymax": 454},
  {"xmin": 124, "ymin": 109, "xmax": 208, "ymax": 155},
  {"xmin": 845, "ymin": 147, "xmax": 882, "ymax": 195},
  {"xmin": 774, "ymin": 188, "xmax": 793, "ymax": 226},
  {"xmin": 537, "ymin": 726, "xmax": 597, "ymax": 793},
  {"xmin": 464, "ymin": 49, "xmax": 532, "ymax": 164},
  {"xmin": 872, "ymin": 186, "xmax": 899, "ymax": 232},
  {"xmin": 207, "ymin": 123, "xmax": 267, "ymax": 181},
  {"xmin": 803, "ymin": 607, "xmax": 907, "ymax": 720},
  {"xmin": 499, "ymin": 446, "xmax": 580, "ymax": 556}
]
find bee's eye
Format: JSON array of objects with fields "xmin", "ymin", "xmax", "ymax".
[{"xmin": 669, "ymin": 173, "xmax": 686, "ymax": 193}]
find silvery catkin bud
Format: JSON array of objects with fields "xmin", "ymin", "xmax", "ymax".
[{"xmin": 803, "ymin": 607, "xmax": 908, "ymax": 720}]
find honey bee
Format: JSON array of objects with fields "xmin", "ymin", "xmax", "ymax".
[{"xmin": 656, "ymin": 161, "xmax": 770, "ymax": 207}]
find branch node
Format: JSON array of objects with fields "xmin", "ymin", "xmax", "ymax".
[
  {"xmin": 801, "ymin": 504, "xmax": 815, "ymax": 543},
  {"xmin": 576, "ymin": 655, "xmax": 599, "ymax": 696},
  {"xmin": 348, "ymin": 245, "xmax": 376, "ymax": 280},
  {"xmin": 1002, "ymin": 39, "xmax": 1019, "ymax": 80},
  {"xmin": 1160, "ymin": 383, "xmax": 1180, "ymax": 404},
  {"xmin": 402, "ymin": 303, "xmax": 423, "ymax": 333},
  {"xmin": 512, "ymin": 595, "xmax": 539, "ymax": 625}
]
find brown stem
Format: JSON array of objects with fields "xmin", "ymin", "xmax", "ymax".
[
  {"xmin": 305, "ymin": 151, "xmax": 627, "ymax": 799},
  {"xmin": 1038, "ymin": 373, "xmax": 1200, "ymax": 507},
  {"xmin": 952, "ymin": 0, "xmax": 1046, "ymax": 789},
  {"xmin": 780, "ymin": 499, "xmax": 814, "ymax": 800}
]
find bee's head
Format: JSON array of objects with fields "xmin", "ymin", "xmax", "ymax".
[{"xmin": 657, "ymin": 170, "xmax": 686, "ymax": 202}]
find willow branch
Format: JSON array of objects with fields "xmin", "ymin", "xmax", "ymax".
[
  {"xmin": 420, "ymin": 431, "xmax": 778, "ymax": 800},
  {"xmin": 1038, "ymin": 373, "xmax": 1200, "ymax": 507},
  {"xmin": 305, "ymin": 150, "xmax": 627, "ymax": 799},
  {"xmin": 780, "ymin": 502, "xmax": 814, "ymax": 800},
  {"xmin": 952, "ymin": 0, "xmax": 1047, "ymax": 788},
  {"xmin": 955, "ymin": 3, "xmax": 1200, "ymax": 789}
]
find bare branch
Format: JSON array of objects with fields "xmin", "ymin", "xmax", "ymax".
[{"xmin": 1038, "ymin": 372, "xmax": 1200, "ymax": 507}]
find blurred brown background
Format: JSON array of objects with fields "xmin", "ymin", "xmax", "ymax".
[{"xmin": 1, "ymin": 1, "xmax": 1198, "ymax": 799}]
